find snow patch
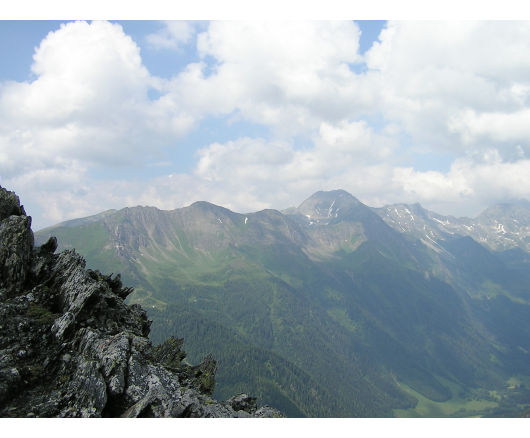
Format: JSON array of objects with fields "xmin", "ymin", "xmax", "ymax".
[
  {"xmin": 496, "ymin": 223, "xmax": 506, "ymax": 234},
  {"xmin": 244, "ymin": 217, "xmax": 248, "ymax": 224},
  {"xmin": 432, "ymin": 217, "xmax": 449, "ymax": 226},
  {"xmin": 423, "ymin": 233, "xmax": 441, "ymax": 249},
  {"xmin": 328, "ymin": 200, "xmax": 336, "ymax": 218}
]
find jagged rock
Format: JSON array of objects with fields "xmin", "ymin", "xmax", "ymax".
[
  {"xmin": 226, "ymin": 393, "xmax": 258, "ymax": 414},
  {"xmin": 0, "ymin": 215, "xmax": 33, "ymax": 297},
  {"xmin": 38, "ymin": 236, "xmax": 58, "ymax": 255},
  {"xmin": 0, "ymin": 185, "xmax": 283, "ymax": 418},
  {"xmin": 190, "ymin": 353, "xmax": 217, "ymax": 396},
  {"xmin": 0, "ymin": 188, "xmax": 25, "ymax": 220},
  {"xmin": 153, "ymin": 336, "xmax": 187, "ymax": 369},
  {"xmin": 254, "ymin": 406, "xmax": 284, "ymax": 417},
  {"xmin": 225, "ymin": 393, "xmax": 282, "ymax": 417}
]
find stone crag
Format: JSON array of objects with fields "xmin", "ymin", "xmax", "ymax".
[{"xmin": 0, "ymin": 186, "xmax": 282, "ymax": 418}]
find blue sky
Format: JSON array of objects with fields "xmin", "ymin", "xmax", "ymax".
[{"xmin": 1, "ymin": 19, "xmax": 530, "ymax": 229}]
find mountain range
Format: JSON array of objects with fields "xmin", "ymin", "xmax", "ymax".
[{"xmin": 35, "ymin": 189, "xmax": 530, "ymax": 417}]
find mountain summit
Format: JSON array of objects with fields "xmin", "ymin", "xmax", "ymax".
[
  {"xmin": 296, "ymin": 189, "xmax": 362, "ymax": 224},
  {"xmin": 376, "ymin": 199, "xmax": 530, "ymax": 254}
]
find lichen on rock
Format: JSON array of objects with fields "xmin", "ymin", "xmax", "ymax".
[{"xmin": 0, "ymin": 185, "xmax": 282, "ymax": 418}]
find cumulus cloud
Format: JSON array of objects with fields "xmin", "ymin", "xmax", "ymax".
[
  {"xmin": 316, "ymin": 120, "xmax": 395, "ymax": 160},
  {"xmin": 146, "ymin": 21, "xmax": 199, "ymax": 50},
  {"xmin": 392, "ymin": 157, "xmax": 530, "ymax": 217},
  {"xmin": 448, "ymin": 108, "xmax": 530, "ymax": 156},
  {"xmin": 365, "ymin": 21, "xmax": 530, "ymax": 156},
  {"xmin": 154, "ymin": 20, "xmax": 530, "ymax": 156},
  {"xmin": 195, "ymin": 119, "xmax": 397, "ymax": 186},
  {"xmin": 164, "ymin": 21, "xmax": 371, "ymax": 135},
  {"xmin": 0, "ymin": 20, "xmax": 195, "ymax": 181}
]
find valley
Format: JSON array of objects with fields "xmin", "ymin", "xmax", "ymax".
[{"xmin": 35, "ymin": 189, "xmax": 530, "ymax": 417}]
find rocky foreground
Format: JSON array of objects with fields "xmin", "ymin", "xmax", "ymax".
[{"xmin": 0, "ymin": 186, "xmax": 282, "ymax": 417}]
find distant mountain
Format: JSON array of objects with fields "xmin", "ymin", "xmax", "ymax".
[
  {"xmin": 374, "ymin": 201, "xmax": 530, "ymax": 253},
  {"xmin": 35, "ymin": 190, "xmax": 530, "ymax": 417}
]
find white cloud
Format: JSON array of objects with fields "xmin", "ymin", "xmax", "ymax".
[
  {"xmin": 392, "ymin": 157, "xmax": 530, "ymax": 216},
  {"xmin": 365, "ymin": 21, "xmax": 530, "ymax": 156},
  {"xmin": 449, "ymin": 108, "xmax": 530, "ymax": 155},
  {"xmin": 195, "ymin": 119, "xmax": 397, "ymax": 186},
  {"xmin": 316, "ymin": 120, "xmax": 395, "ymax": 160},
  {"xmin": 0, "ymin": 20, "xmax": 195, "ymax": 180},
  {"xmin": 164, "ymin": 21, "xmax": 370, "ymax": 135},
  {"xmin": 156, "ymin": 20, "xmax": 530, "ymax": 155},
  {"xmin": 146, "ymin": 21, "xmax": 199, "ymax": 50}
]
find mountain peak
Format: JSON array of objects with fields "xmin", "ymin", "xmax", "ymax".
[
  {"xmin": 303, "ymin": 189, "xmax": 359, "ymax": 203},
  {"xmin": 296, "ymin": 189, "xmax": 362, "ymax": 222},
  {"xmin": 479, "ymin": 200, "xmax": 530, "ymax": 221},
  {"xmin": 187, "ymin": 200, "xmax": 235, "ymax": 217}
]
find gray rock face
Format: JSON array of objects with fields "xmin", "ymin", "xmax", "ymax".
[
  {"xmin": 0, "ymin": 185, "xmax": 282, "ymax": 418},
  {"xmin": 374, "ymin": 202, "xmax": 530, "ymax": 254},
  {"xmin": 0, "ymin": 215, "xmax": 33, "ymax": 297}
]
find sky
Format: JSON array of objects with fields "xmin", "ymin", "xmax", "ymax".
[{"xmin": 1, "ymin": 13, "xmax": 530, "ymax": 229}]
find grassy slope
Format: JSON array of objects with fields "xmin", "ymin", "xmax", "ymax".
[
  {"xmin": 35, "ymin": 207, "xmax": 530, "ymax": 417},
  {"xmin": 36, "ymin": 222, "xmax": 126, "ymax": 275}
]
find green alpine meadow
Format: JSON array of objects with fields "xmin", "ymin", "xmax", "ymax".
[{"xmin": 35, "ymin": 189, "xmax": 530, "ymax": 417}]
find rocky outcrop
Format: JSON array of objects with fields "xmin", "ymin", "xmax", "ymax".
[{"xmin": 0, "ymin": 186, "xmax": 282, "ymax": 418}]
